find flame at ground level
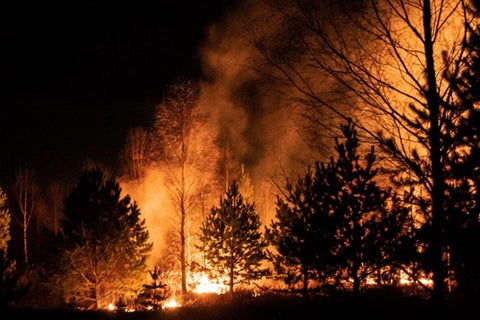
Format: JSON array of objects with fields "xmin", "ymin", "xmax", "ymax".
[
  {"xmin": 192, "ymin": 273, "xmax": 228, "ymax": 294},
  {"xmin": 163, "ymin": 298, "xmax": 181, "ymax": 309}
]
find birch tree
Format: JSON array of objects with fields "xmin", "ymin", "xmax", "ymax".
[
  {"xmin": 153, "ymin": 77, "xmax": 219, "ymax": 298},
  {"xmin": 13, "ymin": 166, "xmax": 38, "ymax": 266}
]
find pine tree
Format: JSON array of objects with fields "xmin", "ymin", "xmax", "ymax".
[
  {"xmin": 59, "ymin": 167, "xmax": 152, "ymax": 309},
  {"xmin": 198, "ymin": 180, "xmax": 267, "ymax": 300},
  {"xmin": 136, "ymin": 266, "xmax": 170, "ymax": 310},
  {"xmin": 443, "ymin": 2, "xmax": 480, "ymax": 304},
  {"xmin": 266, "ymin": 164, "xmax": 335, "ymax": 296},
  {"xmin": 268, "ymin": 120, "xmax": 411, "ymax": 297},
  {"xmin": 326, "ymin": 120, "xmax": 390, "ymax": 297},
  {"xmin": 257, "ymin": 0, "xmax": 477, "ymax": 304}
]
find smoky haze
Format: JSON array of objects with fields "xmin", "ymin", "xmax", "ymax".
[
  {"xmin": 197, "ymin": 0, "xmax": 322, "ymax": 189},
  {"xmin": 120, "ymin": 0, "xmax": 349, "ymax": 267}
]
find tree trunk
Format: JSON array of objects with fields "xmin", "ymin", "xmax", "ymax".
[
  {"xmin": 23, "ymin": 216, "xmax": 28, "ymax": 265},
  {"xmin": 180, "ymin": 168, "xmax": 187, "ymax": 297},
  {"xmin": 180, "ymin": 123, "xmax": 187, "ymax": 297},
  {"xmin": 423, "ymin": 0, "xmax": 446, "ymax": 306},
  {"xmin": 353, "ymin": 272, "xmax": 360, "ymax": 298},
  {"xmin": 302, "ymin": 268, "xmax": 308, "ymax": 298},
  {"xmin": 230, "ymin": 260, "xmax": 234, "ymax": 301},
  {"xmin": 95, "ymin": 283, "xmax": 100, "ymax": 310},
  {"xmin": 181, "ymin": 200, "xmax": 187, "ymax": 296}
]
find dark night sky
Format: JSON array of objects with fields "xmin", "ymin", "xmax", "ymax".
[{"xmin": 0, "ymin": 2, "xmax": 240, "ymax": 186}]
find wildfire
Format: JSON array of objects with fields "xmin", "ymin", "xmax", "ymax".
[
  {"xmin": 192, "ymin": 273, "xmax": 228, "ymax": 294},
  {"xmin": 163, "ymin": 298, "xmax": 181, "ymax": 309},
  {"xmin": 399, "ymin": 270, "xmax": 433, "ymax": 287}
]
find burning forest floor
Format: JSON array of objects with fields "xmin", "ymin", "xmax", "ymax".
[{"xmin": 0, "ymin": 294, "xmax": 475, "ymax": 320}]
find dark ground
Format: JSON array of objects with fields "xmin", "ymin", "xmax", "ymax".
[{"xmin": 0, "ymin": 300, "xmax": 474, "ymax": 320}]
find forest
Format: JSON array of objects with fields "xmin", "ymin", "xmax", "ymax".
[{"xmin": 1, "ymin": 0, "xmax": 480, "ymax": 317}]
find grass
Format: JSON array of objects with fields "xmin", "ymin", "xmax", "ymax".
[{"xmin": 1, "ymin": 298, "xmax": 474, "ymax": 320}]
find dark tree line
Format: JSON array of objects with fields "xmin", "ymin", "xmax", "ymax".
[
  {"xmin": 3, "ymin": 0, "xmax": 480, "ymax": 310},
  {"xmin": 443, "ymin": 0, "xmax": 480, "ymax": 304},
  {"xmin": 254, "ymin": 0, "xmax": 480, "ymax": 306},
  {"xmin": 266, "ymin": 121, "xmax": 412, "ymax": 298}
]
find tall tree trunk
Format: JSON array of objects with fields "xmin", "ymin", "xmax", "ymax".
[
  {"xmin": 230, "ymin": 258, "xmax": 234, "ymax": 301},
  {"xmin": 353, "ymin": 270, "xmax": 360, "ymax": 298},
  {"xmin": 225, "ymin": 142, "xmax": 230, "ymax": 191},
  {"xmin": 423, "ymin": 0, "xmax": 446, "ymax": 306},
  {"xmin": 180, "ymin": 120, "xmax": 187, "ymax": 297},
  {"xmin": 23, "ymin": 214, "xmax": 28, "ymax": 265},
  {"xmin": 95, "ymin": 283, "xmax": 100, "ymax": 310},
  {"xmin": 181, "ymin": 198, "xmax": 187, "ymax": 296},
  {"xmin": 302, "ymin": 267, "xmax": 308, "ymax": 299}
]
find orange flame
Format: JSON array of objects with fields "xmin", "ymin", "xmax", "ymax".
[{"xmin": 192, "ymin": 273, "xmax": 228, "ymax": 295}]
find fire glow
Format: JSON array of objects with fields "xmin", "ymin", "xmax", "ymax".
[
  {"xmin": 192, "ymin": 273, "xmax": 228, "ymax": 295},
  {"xmin": 163, "ymin": 298, "xmax": 181, "ymax": 309}
]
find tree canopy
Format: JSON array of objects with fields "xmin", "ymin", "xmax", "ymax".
[
  {"xmin": 59, "ymin": 167, "xmax": 152, "ymax": 309},
  {"xmin": 198, "ymin": 180, "xmax": 268, "ymax": 300}
]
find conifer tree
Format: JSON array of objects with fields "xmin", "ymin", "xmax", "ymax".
[
  {"xmin": 266, "ymin": 165, "xmax": 334, "ymax": 295},
  {"xmin": 198, "ymin": 180, "xmax": 267, "ymax": 300},
  {"xmin": 443, "ymin": 2, "xmax": 480, "ymax": 304},
  {"xmin": 268, "ymin": 120, "xmax": 411, "ymax": 297},
  {"xmin": 257, "ymin": 0, "xmax": 477, "ymax": 304},
  {"xmin": 59, "ymin": 167, "xmax": 152, "ymax": 309},
  {"xmin": 327, "ymin": 120, "xmax": 389, "ymax": 297},
  {"xmin": 136, "ymin": 266, "xmax": 170, "ymax": 310}
]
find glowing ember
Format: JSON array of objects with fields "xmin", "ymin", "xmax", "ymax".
[
  {"xmin": 192, "ymin": 274, "xmax": 227, "ymax": 294},
  {"xmin": 107, "ymin": 303, "xmax": 115, "ymax": 311},
  {"xmin": 399, "ymin": 270, "xmax": 433, "ymax": 287},
  {"xmin": 163, "ymin": 298, "xmax": 181, "ymax": 309}
]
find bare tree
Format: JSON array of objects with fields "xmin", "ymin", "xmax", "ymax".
[
  {"xmin": 13, "ymin": 166, "xmax": 38, "ymax": 266},
  {"xmin": 256, "ymin": 0, "xmax": 476, "ymax": 305},
  {"xmin": 153, "ymin": 77, "xmax": 220, "ymax": 298}
]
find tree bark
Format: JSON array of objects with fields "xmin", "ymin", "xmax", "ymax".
[{"xmin": 423, "ymin": 0, "xmax": 446, "ymax": 306}]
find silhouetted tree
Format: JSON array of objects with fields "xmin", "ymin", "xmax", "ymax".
[
  {"xmin": 268, "ymin": 121, "xmax": 418, "ymax": 297},
  {"xmin": 256, "ymin": 0, "xmax": 477, "ymax": 304},
  {"xmin": 372, "ymin": 189, "xmax": 422, "ymax": 288},
  {"xmin": 444, "ymin": 1, "xmax": 480, "ymax": 304},
  {"xmin": 266, "ymin": 164, "xmax": 334, "ymax": 296},
  {"xmin": 198, "ymin": 180, "xmax": 268, "ymax": 300},
  {"xmin": 59, "ymin": 167, "xmax": 152, "ymax": 309},
  {"xmin": 136, "ymin": 266, "xmax": 170, "ymax": 310},
  {"xmin": 327, "ymin": 121, "xmax": 390, "ymax": 297}
]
